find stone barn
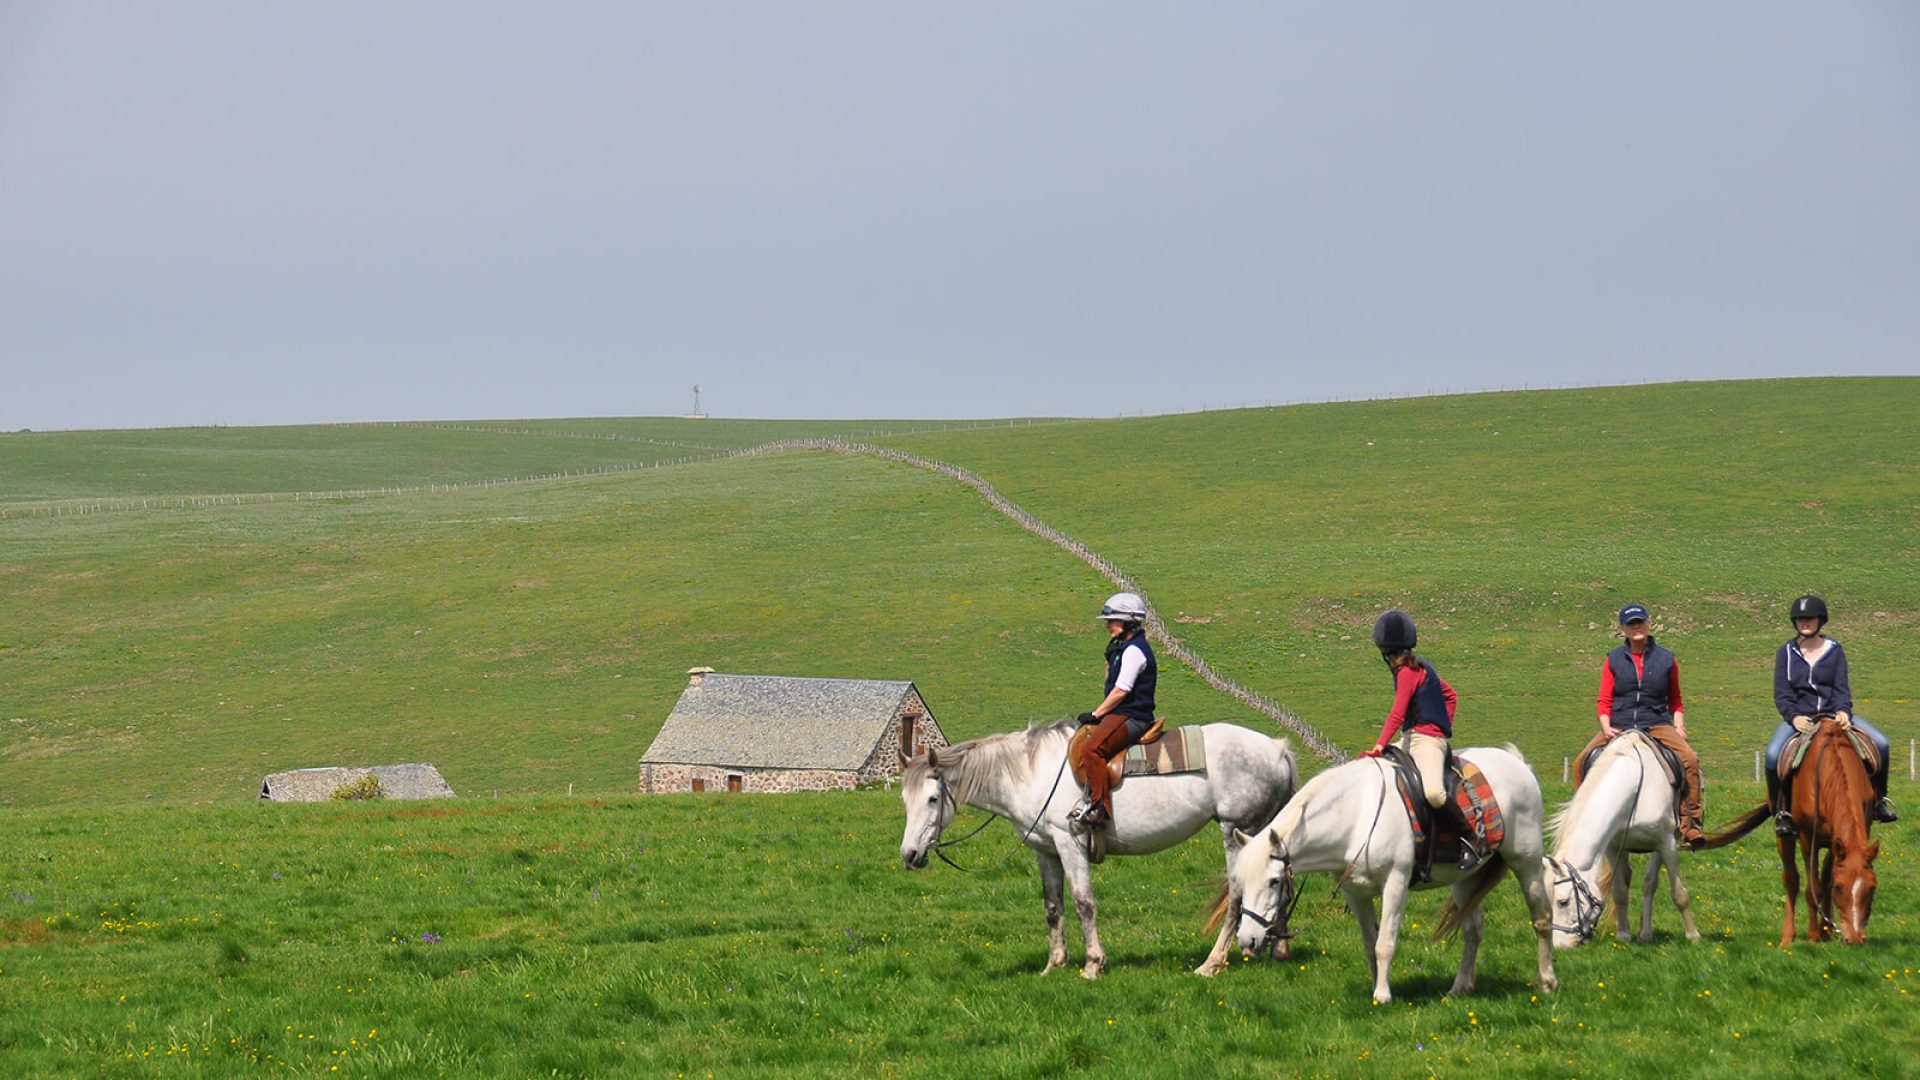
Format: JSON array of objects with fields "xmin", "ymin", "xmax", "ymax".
[
  {"xmin": 638, "ymin": 669, "xmax": 948, "ymax": 793},
  {"xmin": 260, "ymin": 763, "xmax": 456, "ymax": 802}
]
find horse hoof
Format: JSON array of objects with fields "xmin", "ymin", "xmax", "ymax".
[{"xmin": 1194, "ymin": 963, "xmax": 1223, "ymax": 978}]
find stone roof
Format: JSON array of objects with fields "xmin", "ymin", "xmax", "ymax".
[
  {"xmin": 260, "ymin": 763, "xmax": 456, "ymax": 802},
  {"xmin": 642, "ymin": 674, "xmax": 931, "ymax": 770}
]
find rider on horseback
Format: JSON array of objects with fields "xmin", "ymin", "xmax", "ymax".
[
  {"xmin": 1073, "ymin": 592, "xmax": 1157, "ymax": 831},
  {"xmin": 1574, "ymin": 603, "xmax": 1705, "ymax": 849},
  {"xmin": 1359, "ymin": 609, "xmax": 1483, "ymax": 877},
  {"xmin": 1768, "ymin": 594, "xmax": 1897, "ymax": 836}
]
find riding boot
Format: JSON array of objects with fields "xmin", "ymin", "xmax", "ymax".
[
  {"xmin": 1079, "ymin": 801, "xmax": 1110, "ymax": 831},
  {"xmin": 1446, "ymin": 803, "xmax": 1484, "ymax": 873},
  {"xmin": 1767, "ymin": 770, "xmax": 1795, "ymax": 838},
  {"xmin": 1871, "ymin": 761, "xmax": 1898, "ymax": 823}
]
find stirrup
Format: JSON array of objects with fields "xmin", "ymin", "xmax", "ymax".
[
  {"xmin": 1772, "ymin": 810, "xmax": 1796, "ymax": 838},
  {"xmin": 1872, "ymin": 797, "xmax": 1898, "ymax": 824},
  {"xmin": 1456, "ymin": 845, "xmax": 1483, "ymax": 873}
]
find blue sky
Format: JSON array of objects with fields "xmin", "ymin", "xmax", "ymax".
[{"xmin": 2, "ymin": 3, "xmax": 1916, "ymax": 429}]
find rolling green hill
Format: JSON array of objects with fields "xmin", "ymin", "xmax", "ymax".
[{"xmin": 1, "ymin": 378, "xmax": 1915, "ymax": 808}]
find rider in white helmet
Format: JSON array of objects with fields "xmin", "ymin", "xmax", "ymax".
[{"xmin": 1073, "ymin": 592, "xmax": 1157, "ymax": 830}]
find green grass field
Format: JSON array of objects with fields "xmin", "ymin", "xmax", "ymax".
[
  {"xmin": 0, "ymin": 792, "xmax": 1913, "ymax": 1077},
  {"xmin": 2, "ymin": 377, "xmax": 1917, "ymax": 1075}
]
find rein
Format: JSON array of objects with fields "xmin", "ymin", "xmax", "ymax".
[
  {"xmin": 1806, "ymin": 729, "xmax": 1836, "ymax": 936},
  {"xmin": 926, "ymin": 747, "xmax": 1073, "ymax": 873}
]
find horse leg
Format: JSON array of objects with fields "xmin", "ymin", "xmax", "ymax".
[
  {"xmin": 1343, "ymin": 883, "xmax": 1381, "ymax": 988},
  {"xmin": 1658, "ymin": 839, "xmax": 1702, "ymax": 942},
  {"xmin": 1056, "ymin": 842, "xmax": 1106, "ymax": 979},
  {"xmin": 1777, "ymin": 834, "xmax": 1799, "ymax": 947},
  {"xmin": 1036, "ymin": 850, "xmax": 1070, "ymax": 974},
  {"xmin": 1810, "ymin": 847, "xmax": 1834, "ymax": 943},
  {"xmin": 1609, "ymin": 851, "xmax": 1633, "ymax": 943},
  {"xmin": 1370, "ymin": 876, "xmax": 1413, "ymax": 1004},
  {"xmin": 1448, "ymin": 887, "xmax": 1486, "ymax": 998},
  {"xmin": 1196, "ymin": 824, "xmax": 1243, "ymax": 976},
  {"xmin": 1511, "ymin": 852, "xmax": 1558, "ymax": 994},
  {"xmin": 1636, "ymin": 853, "xmax": 1661, "ymax": 943}
]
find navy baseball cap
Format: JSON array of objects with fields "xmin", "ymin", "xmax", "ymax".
[{"xmin": 1618, "ymin": 604, "xmax": 1650, "ymax": 624}]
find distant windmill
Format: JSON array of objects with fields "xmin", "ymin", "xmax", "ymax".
[{"xmin": 687, "ymin": 384, "xmax": 709, "ymax": 420}]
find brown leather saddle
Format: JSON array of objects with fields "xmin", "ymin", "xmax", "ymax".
[{"xmin": 1067, "ymin": 717, "xmax": 1165, "ymax": 792}]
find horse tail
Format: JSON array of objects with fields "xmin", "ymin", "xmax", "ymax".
[
  {"xmin": 1202, "ymin": 877, "xmax": 1234, "ymax": 936},
  {"xmin": 1431, "ymin": 855, "xmax": 1512, "ymax": 942},
  {"xmin": 1699, "ymin": 803, "xmax": 1771, "ymax": 848}
]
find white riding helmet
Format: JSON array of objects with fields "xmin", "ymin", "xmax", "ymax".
[{"xmin": 1098, "ymin": 592, "xmax": 1147, "ymax": 623}]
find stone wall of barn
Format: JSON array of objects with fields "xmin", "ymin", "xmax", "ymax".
[
  {"xmin": 638, "ymin": 763, "xmax": 860, "ymax": 794},
  {"xmin": 862, "ymin": 692, "xmax": 949, "ymax": 782}
]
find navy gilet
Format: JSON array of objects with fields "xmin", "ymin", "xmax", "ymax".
[
  {"xmin": 1104, "ymin": 633, "xmax": 1158, "ymax": 725},
  {"xmin": 1607, "ymin": 642, "xmax": 1675, "ymax": 729},
  {"xmin": 1400, "ymin": 659, "xmax": 1453, "ymax": 738}
]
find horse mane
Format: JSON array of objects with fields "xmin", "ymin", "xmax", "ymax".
[
  {"xmin": 1809, "ymin": 723, "xmax": 1873, "ymax": 837},
  {"xmin": 1547, "ymin": 737, "xmax": 1633, "ymax": 849},
  {"xmin": 920, "ymin": 719, "xmax": 1072, "ymax": 805}
]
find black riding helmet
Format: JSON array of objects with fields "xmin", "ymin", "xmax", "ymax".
[
  {"xmin": 1790, "ymin": 594, "xmax": 1829, "ymax": 630},
  {"xmin": 1372, "ymin": 609, "xmax": 1418, "ymax": 654}
]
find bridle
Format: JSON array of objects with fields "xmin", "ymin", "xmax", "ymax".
[
  {"xmin": 1240, "ymin": 850, "xmax": 1301, "ymax": 954},
  {"xmin": 1546, "ymin": 855, "xmax": 1606, "ymax": 944},
  {"xmin": 917, "ymin": 775, "xmax": 1001, "ymax": 873}
]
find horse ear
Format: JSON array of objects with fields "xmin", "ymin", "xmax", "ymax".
[
  {"xmin": 1231, "ymin": 827, "xmax": 1253, "ymax": 846},
  {"xmin": 926, "ymin": 747, "xmax": 940, "ymax": 769},
  {"xmin": 1267, "ymin": 828, "xmax": 1281, "ymax": 848},
  {"xmin": 1867, "ymin": 840, "xmax": 1881, "ymax": 861}
]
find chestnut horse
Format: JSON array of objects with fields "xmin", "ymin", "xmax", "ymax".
[{"xmin": 1703, "ymin": 719, "xmax": 1879, "ymax": 945}]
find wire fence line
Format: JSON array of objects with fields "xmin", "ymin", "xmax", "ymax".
[{"xmin": 739, "ymin": 438, "xmax": 1346, "ymax": 763}]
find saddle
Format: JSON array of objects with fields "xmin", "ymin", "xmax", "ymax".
[
  {"xmin": 1778, "ymin": 716, "xmax": 1880, "ymax": 783},
  {"xmin": 1067, "ymin": 716, "xmax": 1166, "ymax": 793},
  {"xmin": 1382, "ymin": 746, "xmax": 1505, "ymax": 877}
]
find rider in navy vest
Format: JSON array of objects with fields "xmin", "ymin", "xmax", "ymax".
[
  {"xmin": 1573, "ymin": 604, "xmax": 1705, "ymax": 848},
  {"xmin": 1358, "ymin": 609, "xmax": 1481, "ymax": 878},
  {"xmin": 1767, "ymin": 594, "xmax": 1896, "ymax": 836},
  {"xmin": 1073, "ymin": 592, "xmax": 1158, "ymax": 830}
]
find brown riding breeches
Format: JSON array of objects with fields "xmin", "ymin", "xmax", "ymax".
[
  {"xmin": 1574, "ymin": 725, "xmax": 1703, "ymax": 838},
  {"xmin": 1077, "ymin": 714, "xmax": 1133, "ymax": 816}
]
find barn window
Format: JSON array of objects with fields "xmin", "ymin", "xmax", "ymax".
[
  {"xmin": 691, "ymin": 778, "xmax": 705, "ymax": 792},
  {"xmin": 899, "ymin": 715, "xmax": 917, "ymax": 757},
  {"xmin": 726, "ymin": 774, "xmax": 743, "ymax": 793}
]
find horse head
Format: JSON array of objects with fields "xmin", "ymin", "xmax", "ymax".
[
  {"xmin": 898, "ymin": 751, "xmax": 955, "ymax": 870},
  {"xmin": 1229, "ymin": 827, "xmax": 1294, "ymax": 956},
  {"xmin": 1544, "ymin": 856, "xmax": 1606, "ymax": 948},
  {"xmin": 1829, "ymin": 835, "xmax": 1879, "ymax": 944}
]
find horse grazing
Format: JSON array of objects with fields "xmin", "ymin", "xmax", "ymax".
[
  {"xmin": 1545, "ymin": 731, "xmax": 1702, "ymax": 948},
  {"xmin": 1214, "ymin": 745, "xmax": 1556, "ymax": 1004},
  {"xmin": 899, "ymin": 720, "xmax": 1296, "ymax": 979},
  {"xmin": 1703, "ymin": 718, "xmax": 1879, "ymax": 945}
]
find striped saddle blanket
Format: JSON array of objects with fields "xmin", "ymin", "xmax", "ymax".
[{"xmin": 1120, "ymin": 725, "xmax": 1207, "ymax": 777}]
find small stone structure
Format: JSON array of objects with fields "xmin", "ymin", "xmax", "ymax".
[
  {"xmin": 639, "ymin": 668, "xmax": 948, "ymax": 793},
  {"xmin": 259, "ymin": 763, "xmax": 456, "ymax": 802}
]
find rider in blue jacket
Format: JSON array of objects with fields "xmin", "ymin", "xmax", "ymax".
[{"xmin": 1767, "ymin": 594, "xmax": 1896, "ymax": 836}]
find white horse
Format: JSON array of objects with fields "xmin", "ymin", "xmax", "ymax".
[
  {"xmin": 899, "ymin": 720, "xmax": 1297, "ymax": 979},
  {"xmin": 1218, "ymin": 745, "xmax": 1557, "ymax": 1004},
  {"xmin": 1544, "ymin": 731, "xmax": 1702, "ymax": 947}
]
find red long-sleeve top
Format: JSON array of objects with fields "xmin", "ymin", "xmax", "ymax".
[
  {"xmin": 1374, "ymin": 664, "xmax": 1457, "ymax": 746},
  {"xmin": 1596, "ymin": 651, "xmax": 1684, "ymax": 719}
]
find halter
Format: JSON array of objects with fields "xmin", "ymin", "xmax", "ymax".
[{"xmin": 1546, "ymin": 855, "xmax": 1606, "ymax": 944}]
